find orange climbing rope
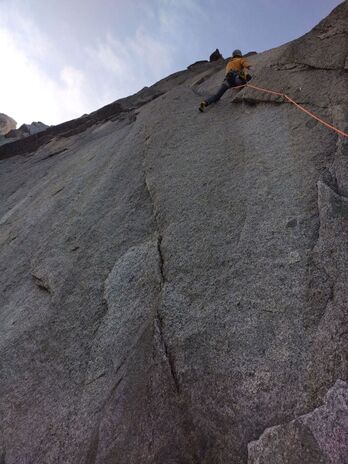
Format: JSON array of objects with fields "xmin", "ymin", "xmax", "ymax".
[{"xmin": 234, "ymin": 83, "xmax": 348, "ymax": 138}]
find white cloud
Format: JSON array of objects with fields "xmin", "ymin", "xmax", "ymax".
[
  {"xmin": 158, "ymin": 0, "xmax": 206, "ymax": 36},
  {"xmin": 92, "ymin": 39, "xmax": 129, "ymax": 77},
  {"xmin": 59, "ymin": 66, "xmax": 90, "ymax": 117},
  {"xmin": 86, "ymin": 28, "xmax": 173, "ymax": 103},
  {"xmin": 0, "ymin": 1, "xmax": 96, "ymax": 127},
  {"xmin": 0, "ymin": 1, "xmax": 190, "ymax": 127},
  {"xmin": 0, "ymin": 25, "xmax": 91, "ymax": 126},
  {"xmin": 0, "ymin": 4, "xmax": 50, "ymax": 59},
  {"xmin": 129, "ymin": 28, "xmax": 172, "ymax": 77},
  {"xmin": 90, "ymin": 29, "xmax": 172, "ymax": 80}
]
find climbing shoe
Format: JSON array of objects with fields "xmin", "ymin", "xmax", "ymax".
[{"xmin": 199, "ymin": 101, "xmax": 207, "ymax": 112}]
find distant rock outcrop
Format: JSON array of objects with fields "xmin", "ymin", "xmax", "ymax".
[
  {"xmin": 0, "ymin": 113, "xmax": 16, "ymax": 135},
  {"xmin": 209, "ymin": 48, "xmax": 223, "ymax": 61},
  {"xmin": 5, "ymin": 121, "xmax": 49, "ymax": 139},
  {"xmin": 0, "ymin": 2, "xmax": 347, "ymax": 464}
]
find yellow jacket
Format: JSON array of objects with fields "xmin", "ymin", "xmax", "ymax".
[{"xmin": 225, "ymin": 57, "xmax": 250, "ymax": 76}]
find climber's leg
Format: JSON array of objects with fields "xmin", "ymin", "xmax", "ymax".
[{"xmin": 205, "ymin": 82, "xmax": 230, "ymax": 105}]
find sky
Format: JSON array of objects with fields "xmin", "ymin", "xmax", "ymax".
[{"xmin": 0, "ymin": 0, "xmax": 343, "ymax": 126}]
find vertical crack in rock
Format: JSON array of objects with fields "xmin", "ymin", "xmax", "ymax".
[
  {"xmin": 92, "ymin": 294, "xmax": 109, "ymax": 337},
  {"xmin": 84, "ymin": 426, "xmax": 100, "ymax": 464},
  {"xmin": 156, "ymin": 235, "xmax": 165, "ymax": 284},
  {"xmin": 81, "ymin": 282, "xmax": 110, "ymax": 397},
  {"xmin": 143, "ymin": 137, "xmax": 181, "ymax": 395},
  {"xmin": 305, "ymin": 128, "xmax": 343, "ymax": 329},
  {"xmin": 156, "ymin": 235, "xmax": 180, "ymax": 394}
]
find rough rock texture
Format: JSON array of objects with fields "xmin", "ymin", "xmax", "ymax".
[
  {"xmin": 0, "ymin": 3, "xmax": 347, "ymax": 464},
  {"xmin": 248, "ymin": 380, "xmax": 348, "ymax": 464},
  {"xmin": 0, "ymin": 113, "xmax": 16, "ymax": 135}
]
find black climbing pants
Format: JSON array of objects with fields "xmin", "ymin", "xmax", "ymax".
[
  {"xmin": 205, "ymin": 71, "xmax": 244, "ymax": 105},
  {"xmin": 205, "ymin": 82, "xmax": 230, "ymax": 105}
]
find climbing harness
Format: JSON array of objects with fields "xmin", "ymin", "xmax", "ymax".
[{"xmin": 233, "ymin": 83, "xmax": 348, "ymax": 138}]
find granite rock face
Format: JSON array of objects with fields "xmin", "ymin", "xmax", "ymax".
[
  {"xmin": 0, "ymin": 113, "xmax": 16, "ymax": 135},
  {"xmin": 248, "ymin": 380, "xmax": 348, "ymax": 464},
  {"xmin": 0, "ymin": 3, "xmax": 347, "ymax": 464}
]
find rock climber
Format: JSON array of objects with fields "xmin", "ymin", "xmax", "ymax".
[{"xmin": 199, "ymin": 49, "xmax": 252, "ymax": 112}]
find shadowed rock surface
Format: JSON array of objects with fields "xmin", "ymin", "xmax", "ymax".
[
  {"xmin": 248, "ymin": 380, "xmax": 348, "ymax": 464},
  {"xmin": 0, "ymin": 3, "xmax": 347, "ymax": 463},
  {"xmin": 0, "ymin": 119, "xmax": 49, "ymax": 147}
]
